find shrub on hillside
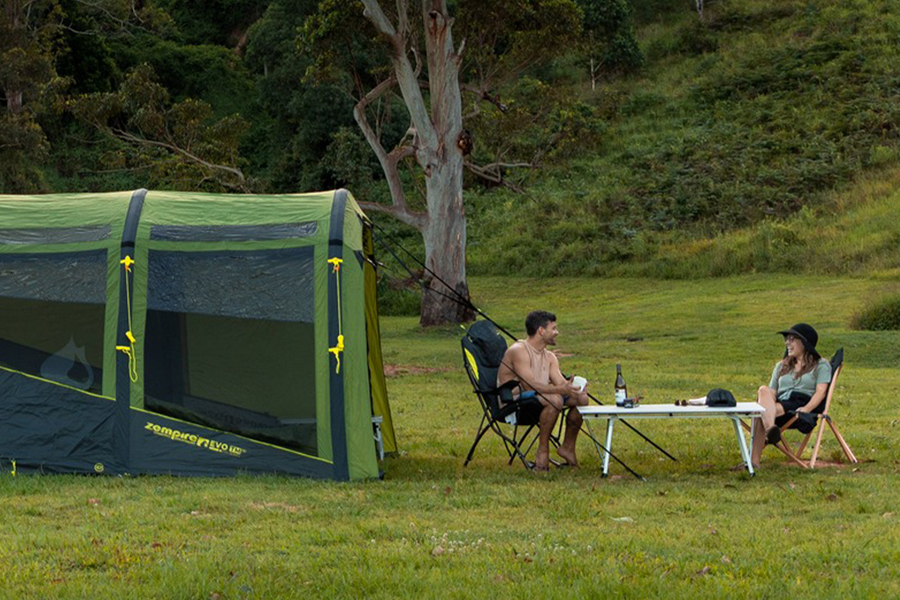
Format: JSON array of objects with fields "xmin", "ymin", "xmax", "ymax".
[
  {"xmin": 580, "ymin": 0, "xmax": 644, "ymax": 74},
  {"xmin": 851, "ymin": 295, "xmax": 900, "ymax": 331},
  {"xmin": 674, "ymin": 19, "xmax": 718, "ymax": 55}
]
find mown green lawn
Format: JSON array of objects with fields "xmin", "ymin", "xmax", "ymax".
[{"xmin": 2, "ymin": 275, "xmax": 898, "ymax": 599}]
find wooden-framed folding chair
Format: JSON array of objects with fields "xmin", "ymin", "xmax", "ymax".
[
  {"xmin": 777, "ymin": 348, "xmax": 857, "ymax": 468},
  {"xmin": 461, "ymin": 321, "xmax": 564, "ymax": 469},
  {"xmin": 745, "ymin": 348, "xmax": 857, "ymax": 468}
]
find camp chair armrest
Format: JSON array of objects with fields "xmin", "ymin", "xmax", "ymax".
[
  {"xmin": 787, "ymin": 409, "xmax": 822, "ymax": 418},
  {"xmin": 781, "ymin": 410, "xmax": 819, "ymax": 432},
  {"xmin": 495, "ymin": 379, "xmax": 520, "ymax": 403},
  {"xmin": 779, "ymin": 415, "xmax": 799, "ymax": 432}
]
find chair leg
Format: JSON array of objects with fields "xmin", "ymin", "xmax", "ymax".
[
  {"xmin": 796, "ymin": 431, "xmax": 813, "ymax": 457},
  {"xmin": 774, "ymin": 440, "xmax": 809, "ymax": 468},
  {"xmin": 828, "ymin": 420, "xmax": 858, "ymax": 464},
  {"xmin": 503, "ymin": 425, "xmax": 527, "ymax": 466},
  {"xmin": 809, "ymin": 418, "xmax": 829, "ymax": 468},
  {"xmin": 464, "ymin": 419, "xmax": 492, "ymax": 467},
  {"xmin": 504, "ymin": 425, "xmax": 520, "ymax": 465},
  {"xmin": 518, "ymin": 426, "xmax": 540, "ymax": 465},
  {"xmin": 506, "ymin": 425, "xmax": 535, "ymax": 466}
]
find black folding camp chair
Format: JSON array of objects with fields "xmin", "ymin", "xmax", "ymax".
[
  {"xmin": 745, "ymin": 348, "xmax": 857, "ymax": 468},
  {"xmin": 461, "ymin": 321, "xmax": 560, "ymax": 469}
]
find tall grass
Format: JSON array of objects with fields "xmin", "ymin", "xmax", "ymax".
[{"xmin": 611, "ymin": 166, "xmax": 900, "ymax": 278}]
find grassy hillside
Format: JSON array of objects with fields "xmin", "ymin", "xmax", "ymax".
[
  {"xmin": 465, "ymin": 0, "xmax": 900, "ymax": 277},
  {"xmin": 614, "ymin": 166, "xmax": 900, "ymax": 278},
  {"xmin": 2, "ymin": 276, "xmax": 899, "ymax": 598}
]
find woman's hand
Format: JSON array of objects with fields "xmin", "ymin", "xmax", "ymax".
[{"xmin": 795, "ymin": 406, "xmax": 810, "ymax": 414}]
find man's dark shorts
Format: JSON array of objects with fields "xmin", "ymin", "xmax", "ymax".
[{"xmin": 511, "ymin": 390, "xmax": 544, "ymax": 423}]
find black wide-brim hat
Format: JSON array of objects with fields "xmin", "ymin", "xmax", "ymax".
[{"xmin": 778, "ymin": 322, "xmax": 820, "ymax": 358}]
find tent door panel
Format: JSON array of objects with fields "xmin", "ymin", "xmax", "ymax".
[{"xmin": 142, "ymin": 247, "xmax": 319, "ymax": 457}]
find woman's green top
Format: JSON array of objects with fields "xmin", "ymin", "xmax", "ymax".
[{"xmin": 769, "ymin": 358, "xmax": 831, "ymax": 401}]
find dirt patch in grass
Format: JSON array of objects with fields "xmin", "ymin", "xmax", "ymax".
[
  {"xmin": 249, "ymin": 502, "xmax": 304, "ymax": 513},
  {"xmin": 383, "ymin": 364, "xmax": 451, "ymax": 378}
]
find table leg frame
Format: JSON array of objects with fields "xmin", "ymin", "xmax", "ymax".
[
  {"xmin": 732, "ymin": 416, "xmax": 755, "ymax": 476},
  {"xmin": 602, "ymin": 418, "xmax": 615, "ymax": 477}
]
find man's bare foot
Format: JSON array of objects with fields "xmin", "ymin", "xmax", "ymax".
[
  {"xmin": 556, "ymin": 446, "xmax": 578, "ymax": 467},
  {"xmin": 534, "ymin": 450, "xmax": 550, "ymax": 472}
]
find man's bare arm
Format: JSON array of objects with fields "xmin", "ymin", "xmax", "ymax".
[
  {"xmin": 549, "ymin": 352, "xmax": 586, "ymax": 400},
  {"xmin": 548, "ymin": 352, "xmax": 567, "ymax": 387}
]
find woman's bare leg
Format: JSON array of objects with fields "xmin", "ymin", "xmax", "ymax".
[{"xmin": 751, "ymin": 386, "xmax": 785, "ymax": 467}]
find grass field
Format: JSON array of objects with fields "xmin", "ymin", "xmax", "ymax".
[{"xmin": 2, "ymin": 275, "xmax": 899, "ymax": 599}]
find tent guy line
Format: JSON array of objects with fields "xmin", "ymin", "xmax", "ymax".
[{"xmin": 372, "ymin": 222, "xmax": 677, "ymax": 464}]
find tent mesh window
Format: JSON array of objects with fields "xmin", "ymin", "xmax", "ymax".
[
  {"xmin": 144, "ymin": 247, "xmax": 319, "ymax": 456},
  {"xmin": 0, "ymin": 251, "xmax": 106, "ymax": 394}
]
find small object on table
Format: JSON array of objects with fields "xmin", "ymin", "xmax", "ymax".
[
  {"xmin": 674, "ymin": 396, "xmax": 707, "ymax": 407},
  {"xmin": 620, "ymin": 396, "xmax": 642, "ymax": 409}
]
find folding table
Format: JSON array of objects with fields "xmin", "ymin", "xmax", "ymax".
[{"xmin": 578, "ymin": 402, "xmax": 766, "ymax": 476}]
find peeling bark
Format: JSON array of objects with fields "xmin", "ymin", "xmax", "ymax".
[{"xmin": 360, "ymin": 0, "xmax": 473, "ymax": 326}]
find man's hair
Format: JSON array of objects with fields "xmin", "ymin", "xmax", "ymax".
[{"xmin": 525, "ymin": 310, "xmax": 557, "ymax": 336}]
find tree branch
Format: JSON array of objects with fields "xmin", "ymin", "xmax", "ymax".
[
  {"xmin": 461, "ymin": 84, "xmax": 508, "ymax": 112},
  {"xmin": 464, "ymin": 159, "xmax": 537, "ymax": 192},
  {"xmin": 354, "ymin": 77, "xmax": 427, "ymax": 231},
  {"xmin": 361, "ymin": 0, "xmax": 437, "ymax": 149},
  {"xmin": 360, "ymin": 0, "xmax": 397, "ymax": 39},
  {"xmin": 354, "ymin": 77, "xmax": 396, "ymax": 168},
  {"xmin": 357, "ymin": 200, "xmax": 427, "ymax": 229},
  {"xmin": 396, "ymin": 0, "xmax": 409, "ymax": 38},
  {"xmin": 455, "ymin": 37, "xmax": 466, "ymax": 65},
  {"xmin": 110, "ymin": 128, "xmax": 249, "ymax": 190}
]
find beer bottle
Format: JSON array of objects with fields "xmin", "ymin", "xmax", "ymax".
[{"xmin": 615, "ymin": 364, "xmax": 627, "ymax": 406}]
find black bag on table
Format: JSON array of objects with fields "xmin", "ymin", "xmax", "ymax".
[{"xmin": 706, "ymin": 388, "xmax": 737, "ymax": 407}]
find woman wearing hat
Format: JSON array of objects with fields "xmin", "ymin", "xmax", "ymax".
[{"xmin": 750, "ymin": 323, "xmax": 831, "ymax": 467}]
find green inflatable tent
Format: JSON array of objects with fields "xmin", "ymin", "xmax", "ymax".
[{"xmin": 0, "ymin": 189, "xmax": 395, "ymax": 480}]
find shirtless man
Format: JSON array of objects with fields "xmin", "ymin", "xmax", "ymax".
[{"xmin": 497, "ymin": 310, "xmax": 589, "ymax": 471}]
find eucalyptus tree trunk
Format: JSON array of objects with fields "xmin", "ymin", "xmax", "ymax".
[
  {"xmin": 358, "ymin": 0, "xmax": 474, "ymax": 326},
  {"xmin": 420, "ymin": 154, "xmax": 470, "ymax": 325}
]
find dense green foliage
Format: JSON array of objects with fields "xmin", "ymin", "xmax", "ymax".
[{"xmin": 3, "ymin": 0, "xmax": 900, "ymax": 282}]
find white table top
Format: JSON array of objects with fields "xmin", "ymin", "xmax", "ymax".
[{"xmin": 578, "ymin": 402, "xmax": 765, "ymax": 418}]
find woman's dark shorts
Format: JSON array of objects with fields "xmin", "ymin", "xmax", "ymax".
[{"xmin": 776, "ymin": 391, "xmax": 816, "ymax": 433}]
